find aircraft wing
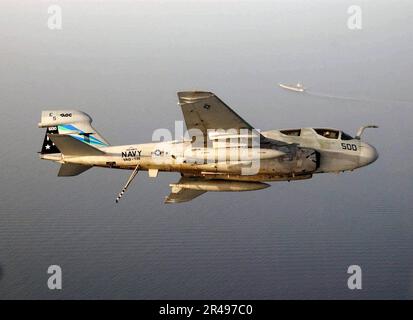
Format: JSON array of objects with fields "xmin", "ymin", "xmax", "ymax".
[
  {"xmin": 178, "ymin": 91, "xmax": 254, "ymax": 135},
  {"xmin": 165, "ymin": 187, "xmax": 206, "ymax": 204},
  {"xmin": 177, "ymin": 91, "xmax": 288, "ymax": 147},
  {"xmin": 165, "ymin": 177, "xmax": 207, "ymax": 203}
]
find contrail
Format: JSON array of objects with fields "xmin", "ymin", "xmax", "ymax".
[{"xmin": 305, "ymin": 90, "xmax": 412, "ymax": 105}]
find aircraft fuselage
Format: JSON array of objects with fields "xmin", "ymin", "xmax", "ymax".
[{"xmin": 41, "ymin": 127, "xmax": 378, "ymax": 182}]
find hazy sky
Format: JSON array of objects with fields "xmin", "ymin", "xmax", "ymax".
[{"xmin": 1, "ymin": 0, "xmax": 412, "ymax": 299}]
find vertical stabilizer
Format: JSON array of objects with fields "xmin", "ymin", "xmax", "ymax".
[
  {"xmin": 38, "ymin": 110, "xmax": 109, "ymax": 154},
  {"xmin": 41, "ymin": 126, "xmax": 61, "ymax": 154}
]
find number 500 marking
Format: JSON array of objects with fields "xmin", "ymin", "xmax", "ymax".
[{"xmin": 341, "ymin": 143, "xmax": 358, "ymax": 151}]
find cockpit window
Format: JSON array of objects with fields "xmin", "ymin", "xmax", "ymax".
[
  {"xmin": 341, "ymin": 132, "xmax": 354, "ymax": 140},
  {"xmin": 280, "ymin": 129, "xmax": 301, "ymax": 136},
  {"xmin": 314, "ymin": 128, "xmax": 339, "ymax": 139}
]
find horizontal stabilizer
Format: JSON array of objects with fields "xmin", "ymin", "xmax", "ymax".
[
  {"xmin": 48, "ymin": 134, "xmax": 105, "ymax": 156},
  {"xmin": 38, "ymin": 110, "xmax": 109, "ymax": 147},
  {"xmin": 58, "ymin": 164, "xmax": 92, "ymax": 176}
]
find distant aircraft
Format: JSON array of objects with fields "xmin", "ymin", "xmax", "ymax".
[
  {"xmin": 279, "ymin": 83, "xmax": 306, "ymax": 92},
  {"xmin": 38, "ymin": 91, "xmax": 378, "ymax": 203}
]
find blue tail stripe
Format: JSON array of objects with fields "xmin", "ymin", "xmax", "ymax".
[
  {"xmin": 58, "ymin": 124, "xmax": 108, "ymax": 146},
  {"xmin": 70, "ymin": 134, "xmax": 107, "ymax": 146}
]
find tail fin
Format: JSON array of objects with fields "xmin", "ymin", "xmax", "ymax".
[
  {"xmin": 39, "ymin": 110, "xmax": 109, "ymax": 155},
  {"xmin": 41, "ymin": 126, "xmax": 61, "ymax": 154}
]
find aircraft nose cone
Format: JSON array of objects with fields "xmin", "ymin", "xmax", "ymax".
[{"xmin": 359, "ymin": 143, "xmax": 379, "ymax": 167}]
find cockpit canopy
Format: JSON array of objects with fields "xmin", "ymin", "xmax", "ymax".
[
  {"xmin": 279, "ymin": 128, "xmax": 355, "ymax": 140},
  {"xmin": 340, "ymin": 132, "xmax": 354, "ymax": 140},
  {"xmin": 314, "ymin": 128, "xmax": 339, "ymax": 139},
  {"xmin": 314, "ymin": 128, "xmax": 354, "ymax": 140}
]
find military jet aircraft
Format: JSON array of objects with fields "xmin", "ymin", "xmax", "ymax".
[
  {"xmin": 38, "ymin": 91, "xmax": 378, "ymax": 203},
  {"xmin": 279, "ymin": 83, "xmax": 306, "ymax": 92}
]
